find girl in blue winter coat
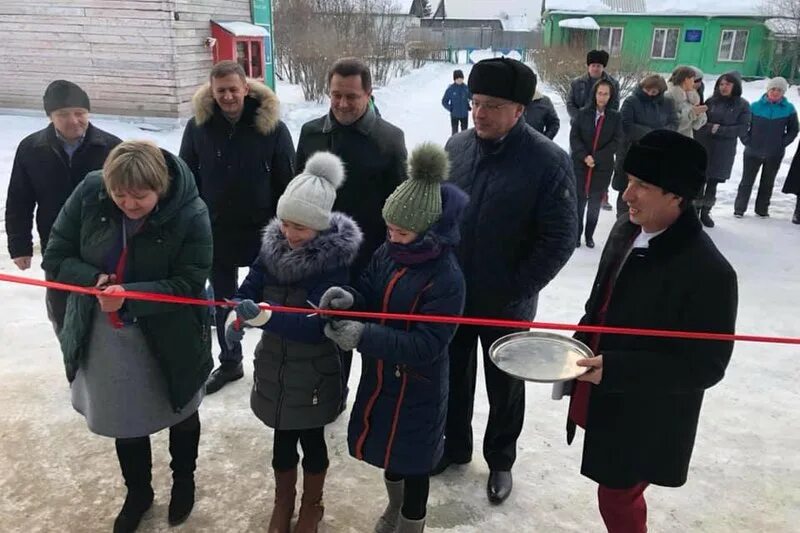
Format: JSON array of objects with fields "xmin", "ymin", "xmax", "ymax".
[
  {"xmin": 225, "ymin": 152, "xmax": 362, "ymax": 533},
  {"xmin": 319, "ymin": 143, "xmax": 467, "ymax": 533}
]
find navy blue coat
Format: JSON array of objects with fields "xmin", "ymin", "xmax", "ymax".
[
  {"xmin": 441, "ymin": 83, "xmax": 472, "ymax": 119},
  {"xmin": 446, "ymin": 118, "xmax": 578, "ymax": 319},
  {"xmin": 347, "ymin": 184, "xmax": 467, "ymax": 475}
]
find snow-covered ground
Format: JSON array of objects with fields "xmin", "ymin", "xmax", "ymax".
[{"xmin": 0, "ymin": 63, "xmax": 798, "ymax": 532}]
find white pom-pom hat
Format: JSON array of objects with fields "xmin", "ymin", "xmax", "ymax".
[{"xmin": 276, "ymin": 151, "xmax": 346, "ymax": 230}]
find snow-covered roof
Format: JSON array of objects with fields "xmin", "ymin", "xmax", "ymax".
[
  {"xmin": 546, "ymin": 0, "xmax": 763, "ymax": 16},
  {"xmin": 434, "ymin": 0, "xmax": 535, "ymax": 27},
  {"xmin": 213, "ymin": 21, "xmax": 268, "ymax": 37},
  {"xmin": 766, "ymin": 18, "xmax": 800, "ymax": 36},
  {"xmin": 559, "ymin": 17, "xmax": 600, "ymax": 30}
]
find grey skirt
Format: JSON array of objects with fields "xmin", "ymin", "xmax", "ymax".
[{"xmin": 71, "ymin": 311, "xmax": 203, "ymax": 438}]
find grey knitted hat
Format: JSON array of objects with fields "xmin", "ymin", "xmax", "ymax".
[
  {"xmin": 276, "ymin": 152, "xmax": 345, "ymax": 230},
  {"xmin": 766, "ymin": 77, "xmax": 789, "ymax": 93},
  {"xmin": 382, "ymin": 143, "xmax": 450, "ymax": 233}
]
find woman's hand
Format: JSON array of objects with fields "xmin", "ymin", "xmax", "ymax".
[{"xmin": 97, "ymin": 285, "xmax": 126, "ymax": 312}]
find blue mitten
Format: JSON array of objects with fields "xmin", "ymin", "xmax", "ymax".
[{"xmin": 234, "ymin": 299, "xmax": 272, "ymax": 326}]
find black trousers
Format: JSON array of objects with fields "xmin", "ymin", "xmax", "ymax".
[
  {"xmin": 385, "ymin": 471, "xmax": 430, "ymax": 521},
  {"xmin": 735, "ymin": 155, "xmax": 782, "ymax": 215},
  {"xmin": 698, "ymin": 181, "xmax": 719, "ymax": 209},
  {"xmin": 577, "ymin": 191, "xmax": 604, "ymax": 240},
  {"xmin": 272, "ymin": 427, "xmax": 329, "ymax": 474},
  {"xmin": 450, "ymin": 117, "xmax": 468, "ymax": 135},
  {"xmin": 211, "ymin": 261, "xmax": 242, "ymax": 364},
  {"xmin": 444, "ymin": 324, "xmax": 526, "ymax": 471}
]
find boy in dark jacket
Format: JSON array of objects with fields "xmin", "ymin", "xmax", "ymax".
[
  {"xmin": 441, "ymin": 69, "xmax": 472, "ymax": 135},
  {"xmin": 320, "ymin": 144, "xmax": 467, "ymax": 533},
  {"xmin": 734, "ymin": 77, "xmax": 799, "ymax": 218},
  {"xmin": 5, "ymin": 80, "xmax": 121, "ymax": 332},
  {"xmin": 226, "ymin": 152, "xmax": 362, "ymax": 533}
]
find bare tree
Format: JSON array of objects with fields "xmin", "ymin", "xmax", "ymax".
[
  {"xmin": 274, "ymin": 0, "xmax": 411, "ymax": 101},
  {"xmin": 761, "ymin": 0, "xmax": 800, "ymax": 83},
  {"xmin": 532, "ymin": 46, "xmax": 652, "ymax": 105}
]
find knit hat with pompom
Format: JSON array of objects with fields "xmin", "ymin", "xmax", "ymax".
[
  {"xmin": 277, "ymin": 151, "xmax": 345, "ymax": 230},
  {"xmin": 382, "ymin": 142, "xmax": 450, "ymax": 233}
]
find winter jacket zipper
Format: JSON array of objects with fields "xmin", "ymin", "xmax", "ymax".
[
  {"xmin": 354, "ymin": 267, "xmax": 408, "ymax": 460},
  {"xmin": 381, "ymin": 280, "xmax": 431, "ymax": 470},
  {"xmin": 274, "ymin": 288, "xmax": 289, "ymax": 428}
]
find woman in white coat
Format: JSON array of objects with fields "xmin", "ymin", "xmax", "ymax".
[{"xmin": 665, "ymin": 66, "xmax": 708, "ymax": 138}]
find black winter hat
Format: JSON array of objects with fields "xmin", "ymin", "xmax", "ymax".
[
  {"xmin": 623, "ymin": 129, "xmax": 706, "ymax": 199},
  {"xmin": 587, "ymin": 49, "xmax": 609, "ymax": 67},
  {"xmin": 453, "ymin": 69, "xmax": 464, "ymax": 80},
  {"xmin": 468, "ymin": 58, "xmax": 536, "ymax": 106},
  {"xmin": 43, "ymin": 80, "xmax": 90, "ymax": 115}
]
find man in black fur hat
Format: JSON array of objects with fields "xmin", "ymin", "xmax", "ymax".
[
  {"xmin": 434, "ymin": 57, "xmax": 578, "ymax": 505},
  {"xmin": 567, "ymin": 49, "xmax": 621, "ymax": 120},
  {"xmin": 5, "ymin": 80, "xmax": 121, "ymax": 333},
  {"xmin": 562, "ymin": 129, "xmax": 738, "ymax": 533}
]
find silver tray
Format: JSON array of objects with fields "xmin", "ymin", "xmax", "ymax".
[{"xmin": 488, "ymin": 331, "xmax": 593, "ymax": 383}]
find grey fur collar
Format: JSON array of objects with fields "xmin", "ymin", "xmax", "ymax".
[
  {"xmin": 259, "ymin": 212, "xmax": 363, "ymax": 284},
  {"xmin": 191, "ymin": 79, "xmax": 280, "ymax": 135}
]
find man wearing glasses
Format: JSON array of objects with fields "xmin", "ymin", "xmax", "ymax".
[{"xmin": 434, "ymin": 58, "xmax": 578, "ymax": 504}]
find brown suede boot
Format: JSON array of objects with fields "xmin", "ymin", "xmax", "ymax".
[
  {"xmin": 294, "ymin": 469, "xmax": 326, "ymax": 533},
  {"xmin": 268, "ymin": 468, "xmax": 297, "ymax": 533}
]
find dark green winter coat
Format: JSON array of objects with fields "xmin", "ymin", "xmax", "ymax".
[{"xmin": 42, "ymin": 150, "xmax": 214, "ymax": 411}]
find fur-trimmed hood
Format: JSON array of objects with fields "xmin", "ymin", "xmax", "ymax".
[
  {"xmin": 191, "ymin": 79, "xmax": 280, "ymax": 135},
  {"xmin": 259, "ymin": 212, "xmax": 363, "ymax": 285}
]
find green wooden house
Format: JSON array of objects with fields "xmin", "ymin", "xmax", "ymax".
[{"xmin": 541, "ymin": 0, "xmax": 774, "ymax": 77}]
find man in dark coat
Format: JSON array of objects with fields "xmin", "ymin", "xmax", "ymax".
[
  {"xmin": 735, "ymin": 77, "xmax": 799, "ymax": 218},
  {"xmin": 295, "ymin": 57, "xmax": 407, "ymax": 402},
  {"xmin": 434, "ymin": 57, "xmax": 578, "ymax": 505},
  {"xmin": 612, "ymin": 75, "xmax": 679, "ymax": 215},
  {"xmin": 5, "ymin": 79, "xmax": 121, "ymax": 333},
  {"xmin": 566, "ymin": 50, "xmax": 621, "ymax": 120},
  {"xmin": 564, "ymin": 129, "xmax": 737, "ymax": 533},
  {"xmin": 441, "ymin": 69, "xmax": 472, "ymax": 135},
  {"xmin": 179, "ymin": 60, "xmax": 296, "ymax": 394},
  {"xmin": 694, "ymin": 72, "xmax": 750, "ymax": 228},
  {"xmin": 524, "ymin": 89, "xmax": 560, "ymax": 140}
]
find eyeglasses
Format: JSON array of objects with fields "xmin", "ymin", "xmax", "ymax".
[{"xmin": 472, "ymin": 100, "xmax": 508, "ymax": 111}]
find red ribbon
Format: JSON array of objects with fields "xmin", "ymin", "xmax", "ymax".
[{"xmin": 2, "ymin": 272, "xmax": 798, "ymax": 346}]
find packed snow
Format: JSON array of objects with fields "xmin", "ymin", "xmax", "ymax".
[{"xmin": 0, "ymin": 62, "xmax": 798, "ymax": 532}]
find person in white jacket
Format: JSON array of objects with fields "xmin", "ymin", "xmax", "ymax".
[{"xmin": 665, "ymin": 66, "xmax": 707, "ymax": 138}]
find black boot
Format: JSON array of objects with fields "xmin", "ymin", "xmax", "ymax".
[
  {"xmin": 168, "ymin": 413, "xmax": 200, "ymax": 526},
  {"xmin": 487, "ymin": 470, "xmax": 513, "ymax": 505},
  {"xmin": 205, "ymin": 361, "xmax": 244, "ymax": 394},
  {"xmin": 114, "ymin": 437, "xmax": 154, "ymax": 533},
  {"xmin": 700, "ymin": 207, "xmax": 715, "ymax": 228},
  {"xmin": 585, "ymin": 236, "xmax": 595, "ymax": 248}
]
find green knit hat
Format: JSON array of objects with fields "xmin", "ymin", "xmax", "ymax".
[{"xmin": 382, "ymin": 142, "xmax": 450, "ymax": 233}]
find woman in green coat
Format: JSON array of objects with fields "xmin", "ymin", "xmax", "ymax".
[{"xmin": 42, "ymin": 141, "xmax": 213, "ymax": 533}]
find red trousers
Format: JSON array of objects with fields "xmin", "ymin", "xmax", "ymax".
[{"xmin": 597, "ymin": 482, "xmax": 649, "ymax": 533}]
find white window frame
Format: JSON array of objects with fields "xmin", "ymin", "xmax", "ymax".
[
  {"xmin": 598, "ymin": 26, "xmax": 625, "ymax": 56},
  {"xmin": 650, "ymin": 27, "xmax": 680, "ymax": 60},
  {"xmin": 718, "ymin": 29, "xmax": 749, "ymax": 62}
]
